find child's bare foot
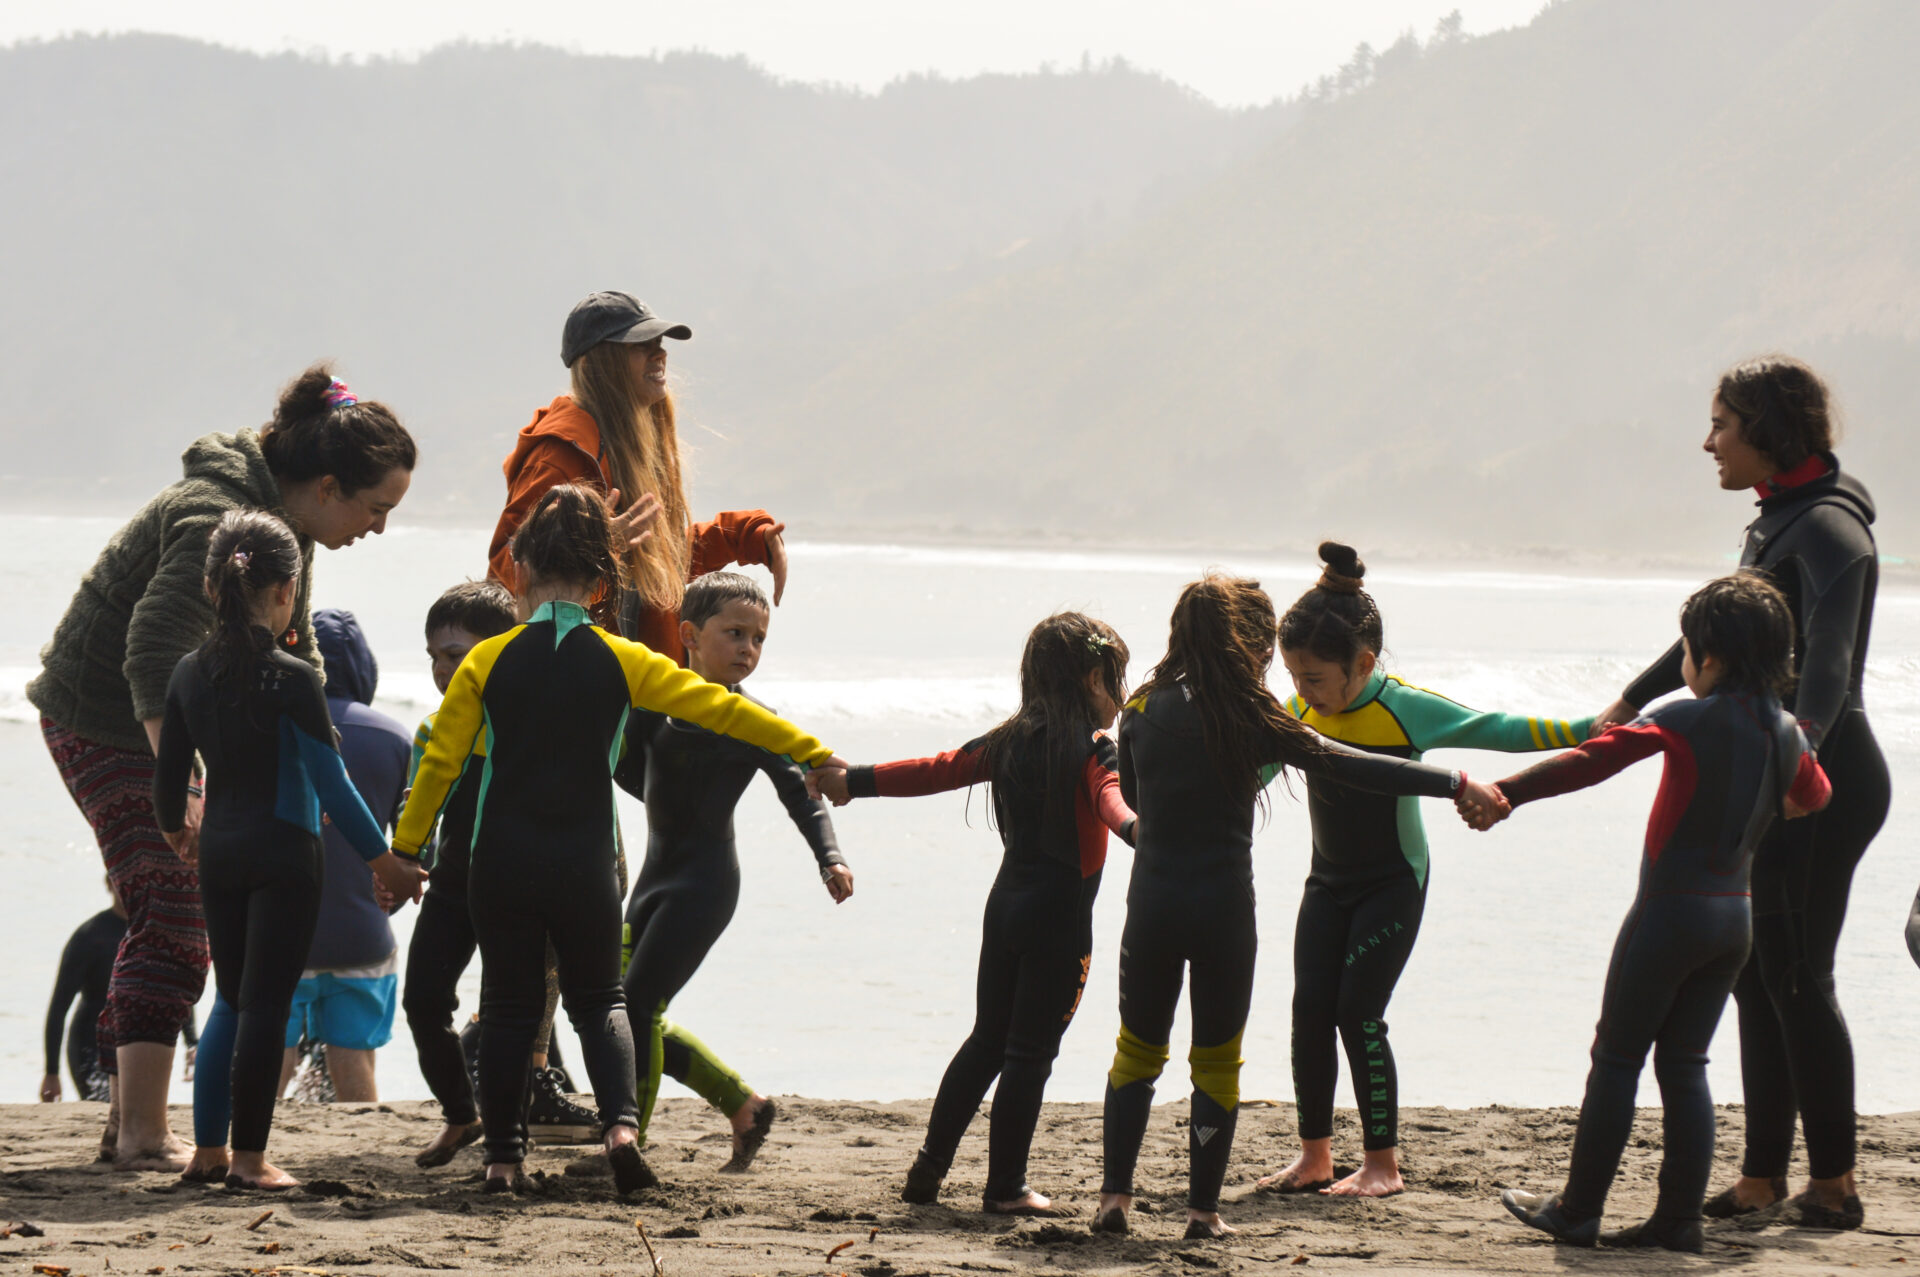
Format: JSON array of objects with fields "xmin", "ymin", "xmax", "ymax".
[
  {"xmin": 226, "ymin": 1151, "xmax": 298, "ymax": 1190},
  {"xmin": 1256, "ymin": 1142, "xmax": 1335, "ymax": 1193},
  {"xmin": 984, "ymin": 1188, "xmax": 1055, "ymax": 1216},
  {"xmin": 180, "ymin": 1146, "xmax": 231, "ymax": 1183},
  {"xmin": 1323, "ymin": 1149, "xmax": 1404, "ymax": 1197},
  {"xmin": 1092, "ymin": 1191, "xmax": 1132, "ymax": 1234},
  {"xmin": 1183, "ymin": 1210, "xmax": 1236, "ymax": 1239},
  {"xmin": 114, "ymin": 1132, "xmax": 192, "ymax": 1173},
  {"xmin": 722, "ymin": 1096, "xmax": 776, "ymax": 1173},
  {"xmin": 416, "ymin": 1121, "xmax": 484, "ymax": 1168}
]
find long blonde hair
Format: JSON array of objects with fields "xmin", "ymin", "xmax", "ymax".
[{"xmin": 569, "ymin": 342, "xmax": 692, "ymax": 611}]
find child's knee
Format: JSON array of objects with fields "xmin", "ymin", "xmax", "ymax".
[
  {"xmin": 1190, "ymin": 1032, "xmax": 1246, "ymax": 1111},
  {"xmin": 1108, "ymin": 1025, "xmax": 1170, "ymax": 1090}
]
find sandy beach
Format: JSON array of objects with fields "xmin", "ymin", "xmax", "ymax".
[{"xmin": 3, "ymin": 1096, "xmax": 1915, "ymax": 1274}]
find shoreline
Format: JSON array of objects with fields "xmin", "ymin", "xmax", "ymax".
[{"xmin": 4, "ymin": 1097, "xmax": 1915, "ymax": 1273}]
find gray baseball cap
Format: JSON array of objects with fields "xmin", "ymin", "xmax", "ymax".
[{"xmin": 561, "ymin": 291, "xmax": 692, "ymax": 368}]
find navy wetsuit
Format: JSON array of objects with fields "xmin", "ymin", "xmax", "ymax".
[
  {"xmin": 1622, "ymin": 455, "xmax": 1886, "ymax": 1180},
  {"xmin": 153, "ymin": 639, "xmax": 390, "ymax": 1154},
  {"xmin": 845, "ymin": 730, "xmax": 1135, "ymax": 1202},
  {"xmin": 1102, "ymin": 684, "xmax": 1461, "ymax": 1213},
  {"xmin": 1497, "ymin": 691, "xmax": 1831, "ymax": 1223}
]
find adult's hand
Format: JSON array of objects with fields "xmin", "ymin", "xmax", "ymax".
[
  {"xmin": 371, "ymin": 852, "xmax": 427, "ymax": 906},
  {"xmin": 39, "ymin": 1074, "xmax": 60, "ymax": 1103},
  {"xmin": 823, "ymin": 864, "xmax": 855, "ymax": 904},
  {"xmin": 763, "ymin": 522, "xmax": 789, "ymax": 605},
  {"xmin": 1591, "ymin": 699, "xmax": 1637, "ymax": 736},
  {"xmin": 607, "ymin": 488, "xmax": 662, "ymax": 554}
]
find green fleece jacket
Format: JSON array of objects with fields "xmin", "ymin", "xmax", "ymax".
[{"xmin": 27, "ymin": 430, "xmax": 319, "ymax": 753}]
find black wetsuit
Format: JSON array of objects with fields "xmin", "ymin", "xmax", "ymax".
[
  {"xmin": 615, "ymin": 694, "xmax": 846, "ymax": 1139},
  {"xmin": 393, "ymin": 600, "xmax": 831, "ymax": 1167},
  {"xmin": 1102, "ymin": 683, "xmax": 1461, "ymax": 1213},
  {"xmin": 153, "ymin": 640, "xmax": 389, "ymax": 1153},
  {"xmin": 1498, "ymin": 692, "xmax": 1830, "ymax": 1223},
  {"xmin": 1622, "ymin": 455, "xmax": 1887, "ymax": 1181},
  {"xmin": 845, "ymin": 729, "xmax": 1135, "ymax": 1202},
  {"xmin": 46, "ymin": 908, "xmax": 125, "ymax": 1098}
]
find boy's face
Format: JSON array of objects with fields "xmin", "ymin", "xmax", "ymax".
[
  {"xmin": 682, "ymin": 600, "xmax": 770, "ymax": 685},
  {"xmin": 1681, "ymin": 636, "xmax": 1721, "ymax": 698},
  {"xmin": 427, "ymin": 625, "xmax": 487, "ymax": 695}
]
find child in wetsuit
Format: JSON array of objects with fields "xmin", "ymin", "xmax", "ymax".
[
  {"xmin": 42, "ymin": 882, "xmax": 128, "ymax": 1103},
  {"xmin": 1478, "ymin": 573, "xmax": 1831, "ymax": 1253},
  {"xmin": 392, "ymin": 485, "xmax": 843, "ymax": 1194},
  {"xmin": 1096, "ymin": 574, "xmax": 1506, "ymax": 1240},
  {"xmin": 153, "ymin": 510, "xmax": 423, "ymax": 1190},
  {"xmin": 813, "ymin": 612, "xmax": 1136, "ymax": 1216},
  {"xmin": 1262, "ymin": 543, "xmax": 1593, "ymax": 1198},
  {"xmin": 615, "ymin": 571, "xmax": 853, "ymax": 1179}
]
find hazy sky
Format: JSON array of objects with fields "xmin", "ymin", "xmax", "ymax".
[{"xmin": 2, "ymin": 0, "xmax": 1550, "ymax": 106}]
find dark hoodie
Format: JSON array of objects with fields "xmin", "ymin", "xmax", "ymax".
[
  {"xmin": 307, "ymin": 608, "xmax": 410, "ymax": 972},
  {"xmin": 29, "ymin": 431, "xmax": 319, "ymax": 752},
  {"xmin": 1625, "ymin": 453, "xmax": 1878, "ymax": 751}
]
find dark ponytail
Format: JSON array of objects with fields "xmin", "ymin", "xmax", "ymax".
[
  {"xmin": 259, "ymin": 363, "xmax": 418, "ymax": 495},
  {"xmin": 510, "ymin": 484, "xmax": 627, "ymax": 592},
  {"xmin": 1277, "ymin": 541, "xmax": 1385, "ymax": 673},
  {"xmin": 201, "ymin": 509, "xmax": 303, "ymax": 684}
]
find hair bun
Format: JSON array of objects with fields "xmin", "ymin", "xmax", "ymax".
[
  {"xmin": 1316, "ymin": 541, "xmax": 1366, "ymax": 594},
  {"xmin": 273, "ymin": 363, "xmax": 339, "ymax": 430}
]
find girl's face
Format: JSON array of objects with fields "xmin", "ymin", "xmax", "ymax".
[
  {"xmin": 289, "ymin": 466, "xmax": 413, "ymax": 550},
  {"xmin": 1280, "ymin": 646, "xmax": 1377, "ymax": 718},
  {"xmin": 1704, "ymin": 395, "xmax": 1776, "ymax": 491},
  {"xmin": 626, "ymin": 338, "xmax": 669, "ymax": 408},
  {"xmin": 1084, "ymin": 668, "xmax": 1122, "ymax": 730}
]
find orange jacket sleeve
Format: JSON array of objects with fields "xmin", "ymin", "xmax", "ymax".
[
  {"xmin": 487, "ymin": 444, "xmax": 598, "ymax": 590},
  {"xmin": 688, "ymin": 509, "xmax": 777, "ymax": 578}
]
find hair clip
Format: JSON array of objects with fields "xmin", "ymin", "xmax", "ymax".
[
  {"xmin": 322, "ymin": 377, "xmax": 359, "ymax": 409},
  {"xmin": 1086, "ymin": 633, "xmax": 1112, "ymax": 653},
  {"xmin": 232, "ymin": 549, "xmax": 252, "ymax": 569}
]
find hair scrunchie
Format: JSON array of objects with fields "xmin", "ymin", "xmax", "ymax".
[
  {"xmin": 231, "ymin": 549, "xmax": 252, "ymax": 570},
  {"xmin": 322, "ymin": 377, "xmax": 359, "ymax": 409},
  {"xmin": 1317, "ymin": 568, "xmax": 1363, "ymax": 595}
]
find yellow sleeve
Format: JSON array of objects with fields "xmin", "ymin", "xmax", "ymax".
[
  {"xmin": 392, "ymin": 628, "xmax": 514, "ymax": 855},
  {"xmin": 602, "ymin": 629, "xmax": 833, "ymax": 767}
]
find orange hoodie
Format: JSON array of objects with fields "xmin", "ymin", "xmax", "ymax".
[{"xmin": 487, "ymin": 395, "xmax": 776, "ymax": 663}]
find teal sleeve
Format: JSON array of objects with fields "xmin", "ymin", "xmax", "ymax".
[
  {"xmin": 1385, "ymin": 681, "xmax": 1591, "ymax": 752},
  {"xmin": 290, "ymin": 723, "xmax": 392, "ymax": 863}
]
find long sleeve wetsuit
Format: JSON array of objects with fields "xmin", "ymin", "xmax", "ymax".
[
  {"xmin": 153, "ymin": 640, "xmax": 390, "ymax": 1154},
  {"xmin": 614, "ymin": 693, "xmax": 848, "ymax": 1142},
  {"xmin": 400, "ymin": 711, "xmax": 488, "ymax": 1127},
  {"xmin": 393, "ymin": 600, "xmax": 833, "ymax": 1166},
  {"xmin": 1619, "ymin": 454, "xmax": 1887, "ymax": 1181},
  {"xmin": 45, "ymin": 908, "xmax": 125, "ymax": 1098},
  {"xmin": 842, "ymin": 729, "xmax": 1135, "ymax": 1203},
  {"xmin": 1496, "ymin": 692, "xmax": 1830, "ymax": 1225},
  {"xmin": 1102, "ymin": 683, "xmax": 1461, "ymax": 1213},
  {"xmin": 1280, "ymin": 671, "xmax": 1591, "ymax": 1152}
]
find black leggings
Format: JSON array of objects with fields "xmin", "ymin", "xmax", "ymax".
[
  {"xmin": 1291, "ymin": 874, "xmax": 1425, "ymax": 1151},
  {"xmin": 469, "ymin": 846, "xmax": 638, "ymax": 1166},
  {"xmin": 403, "ymin": 885, "xmax": 479, "ymax": 1126},
  {"xmin": 1102, "ymin": 876, "xmax": 1254, "ymax": 1213},
  {"xmin": 1737, "ymin": 710, "xmax": 1889, "ymax": 1181},
  {"xmin": 922, "ymin": 868, "xmax": 1094, "ymax": 1201},
  {"xmin": 1562, "ymin": 893, "xmax": 1749, "ymax": 1220},
  {"xmin": 199, "ymin": 841, "xmax": 322, "ymax": 1155}
]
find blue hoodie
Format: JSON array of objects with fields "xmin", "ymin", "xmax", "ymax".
[{"xmin": 309, "ymin": 609, "xmax": 411, "ymax": 971}]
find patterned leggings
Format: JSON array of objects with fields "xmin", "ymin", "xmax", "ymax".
[{"xmin": 43, "ymin": 717, "xmax": 209, "ymax": 1069}]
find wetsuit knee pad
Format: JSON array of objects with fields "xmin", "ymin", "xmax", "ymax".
[
  {"xmin": 1108, "ymin": 1025, "xmax": 1170, "ymax": 1091},
  {"xmin": 1189, "ymin": 1033, "xmax": 1245, "ymax": 1112}
]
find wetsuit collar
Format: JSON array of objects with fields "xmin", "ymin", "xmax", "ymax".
[
  {"xmin": 1755, "ymin": 452, "xmax": 1832, "ymax": 499},
  {"xmin": 527, "ymin": 598, "xmax": 593, "ymax": 647},
  {"xmin": 1335, "ymin": 667, "xmax": 1389, "ymax": 715}
]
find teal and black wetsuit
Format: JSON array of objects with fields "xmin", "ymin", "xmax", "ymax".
[
  {"xmin": 1280, "ymin": 671, "xmax": 1590, "ymax": 1152},
  {"xmin": 1102, "ymin": 682, "xmax": 1463, "ymax": 1214}
]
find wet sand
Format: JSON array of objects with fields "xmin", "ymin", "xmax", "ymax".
[{"xmin": 3, "ymin": 1097, "xmax": 1917, "ymax": 1274}]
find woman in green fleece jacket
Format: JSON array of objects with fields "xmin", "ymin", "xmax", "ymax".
[{"xmin": 28, "ymin": 364, "xmax": 416, "ymax": 1172}]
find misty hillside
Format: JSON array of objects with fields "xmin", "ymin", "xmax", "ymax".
[{"xmin": 4, "ymin": 5, "xmax": 1918, "ymax": 561}]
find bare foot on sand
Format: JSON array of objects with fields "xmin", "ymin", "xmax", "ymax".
[
  {"xmin": 114, "ymin": 1132, "xmax": 192, "ymax": 1173},
  {"xmin": 1256, "ymin": 1138, "xmax": 1335, "ymax": 1192},
  {"xmin": 415, "ymin": 1120, "xmax": 484, "ymax": 1168},
  {"xmin": 1184, "ymin": 1210, "xmax": 1236, "ymax": 1239},
  {"xmin": 722, "ymin": 1095, "xmax": 776, "ymax": 1173},
  {"xmin": 985, "ymin": 1188, "xmax": 1055, "ymax": 1215},
  {"xmin": 180, "ymin": 1146, "xmax": 231, "ymax": 1183},
  {"xmin": 1092, "ymin": 1191, "xmax": 1132, "ymax": 1234},
  {"xmin": 1324, "ymin": 1149, "xmax": 1404, "ymax": 1197},
  {"xmin": 227, "ymin": 1152, "xmax": 299, "ymax": 1190}
]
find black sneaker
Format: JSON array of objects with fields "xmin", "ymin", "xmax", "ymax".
[{"xmin": 525, "ymin": 1066, "xmax": 598, "ymax": 1145}]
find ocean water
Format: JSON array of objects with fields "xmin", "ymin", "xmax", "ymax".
[{"xmin": 4, "ymin": 515, "xmax": 1916, "ymax": 1126}]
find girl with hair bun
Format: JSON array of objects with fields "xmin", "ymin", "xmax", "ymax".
[
  {"xmin": 1258, "ymin": 542, "xmax": 1591, "ymax": 1199},
  {"xmin": 153, "ymin": 510, "xmax": 424, "ymax": 1189}
]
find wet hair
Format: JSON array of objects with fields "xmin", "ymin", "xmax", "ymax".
[
  {"xmin": 570, "ymin": 342, "xmax": 691, "ymax": 611},
  {"xmin": 1278, "ymin": 541, "xmax": 1384, "ymax": 673},
  {"xmin": 682, "ymin": 571, "xmax": 770, "ymax": 629},
  {"xmin": 424, "ymin": 580, "xmax": 518, "ymax": 641},
  {"xmin": 1135, "ymin": 573, "xmax": 1325, "ymax": 808},
  {"xmin": 260, "ymin": 363, "xmax": 418, "ymax": 496},
  {"xmin": 979, "ymin": 612, "xmax": 1131, "ymax": 828},
  {"xmin": 1679, "ymin": 572, "xmax": 1796, "ymax": 699},
  {"xmin": 1715, "ymin": 356, "xmax": 1836, "ymax": 472},
  {"xmin": 508, "ymin": 484, "xmax": 626, "ymax": 593},
  {"xmin": 200, "ymin": 508, "xmax": 303, "ymax": 684}
]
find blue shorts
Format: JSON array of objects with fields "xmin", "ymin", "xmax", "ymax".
[{"xmin": 284, "ymin": 971, "xmax": 399, "ymax": 1051}]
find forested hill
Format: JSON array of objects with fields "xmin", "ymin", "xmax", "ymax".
[{"xmin": 5, "ymin": 5, "xmax": 1918, "ymax": 558}]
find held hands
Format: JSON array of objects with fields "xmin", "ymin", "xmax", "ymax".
[
  {"xmin": 1455, "ymin": 777, "xmax": 1511, "ymax": 831},
  {"xmin": 762, "ymin": 522, "xmax": 789, "ymax": 605},
  {"xmin": 370, "ymin": 852, "xmax": 427, "ymax": 908},
  {"xmin": 606, "ymin": 488, "xmax": 663, "ymax": 554},
  {"xmin": 1591, "ymin": 698, "xmax": 1636, "ymax": 736},
  {"xmin": 823, "ymin": 863, "xmax": 855, "ymax": 904},
  {"xmin": 806, "ymin": 761, "xmax": 853, "ymax": 807}
]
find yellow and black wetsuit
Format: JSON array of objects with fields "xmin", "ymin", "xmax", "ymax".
[
  {"xmin": 394, "ymin": 600, "xmax": 832, "ymax": 1167},
  {"xmin": 1102, "ymin": 682, "xmax": 1461, "ymax": 1214},
  {"xmin": 1278, "ymin": 670, "xmax": 1590, "ymax": 1155}
]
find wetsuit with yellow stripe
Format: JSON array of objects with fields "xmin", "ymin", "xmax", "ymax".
[
  {"xmin": 393, "ymin": 600, "xmax": 833, "ymax": 1167},
  {"xmin": 1280, "ymin": 669, "xmax": 1591, "ymax": 1154}
]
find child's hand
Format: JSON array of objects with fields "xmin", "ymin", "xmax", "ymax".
[
  {"xmin": 371, "ymin": 852, "xmax": 427, "ymax": 908},
  {"xmin": 39, "ymin": 1073, "xmax": 60, "ymax": 1103},
  {"xmin": 808, "ymin": 765, "xmax": 853, "ymax": 806},
  {"xmin": 161, "ymin": 825, "xmax": 199, "ymax": 866},
  {"xmin": 823, "ymin": 863, "xmax": 855, "ymax": 903},
  {"xmin": 1455, "ymin": 777, "xmax": 1510, "ymax": 831}
]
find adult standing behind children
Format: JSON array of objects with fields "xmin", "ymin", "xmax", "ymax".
[
  {"xmin": 1592, "ymin": 356, "xmax": 1887, "ymax": 1229},
  {"xmin": 27, "ymin": 364, "xmax": 416, "ymax": 1170}
]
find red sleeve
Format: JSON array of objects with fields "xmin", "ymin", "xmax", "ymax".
[
  {"xmin": 1083, "ymin": 751, "xmax": 1135, "ymax": 837},
  {"xmin": 1788, "ymin": 751, "xmax": 1833, "ymax": 813},
  {"xmin": 1496, "ymin": 721, "xmax": 1667, "ymax": 806},
  {"xmin": 855, "ymin": 744, "xmax": 989, "ymax": 798},
  {"xmin": 488, "ymin": 446, "xmax": 596, "ymax": 589},
  {"xmin": 688, "ymin": 509, "xmax": 777, "ymax": 578}
]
